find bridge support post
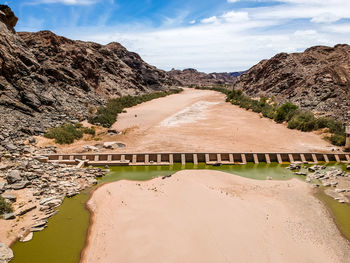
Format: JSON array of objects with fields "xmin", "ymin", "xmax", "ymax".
[
  {"xmin": 145, "ymin": 154, "xmax": 149, "ymax": 164},
  {"xmin": 132, "ymin": 155, "xmax": 137, "ymax": 164},
  {"xmin": 181, "ymin": 154, "xmax": 186, "ymax": 165},
  {"xmin": 253, "ymin": 154, "xmax": 259, "ymax": 164},
  {"xmin": 157, "ymin": 154, "xmax": 161, "ymax": 164},
  {"xmin": 312, "ymin": 154, "xmax": 318, "ymax": 163},
  {"xmin": 288, "ymin": 154, "xmax": 294, "ymax": 163},
  {"xmin": 335, "ymin": 154, "xmax": 340, "ymax": 163},
  {"xmin": 193, "ymin": 154, "xmax": 198, "ymax": 165},
  {"xmin": 264, "ymin": 154, "xmax": 271, "ymax": 164},
  {"xmin": 323, "ymin": 154, "xmax": 329, "ymax": 163},
  {"xmin": 205, "ymin": 154, "xmax": 210, "ymax": 163},
  {"xmin": 241, "ymin": 154, "xmax": 246, "ymax": 164},
  {"xmin": 169, "ymin": 154, "xmax": 173, "ymax": 165},
  {"xmin": 217, "ymin": 154, "xmax": 222, "ymax": 163},
  {"xmin": 300, "ymin": 154, "xmax": 307, "ymax": 163},
  {"xmin": 276, "ymin": 154, "xmax": 282, "ymax": 164},
  {"xmin": 229, "ymin": 154, "xmax": 234, "ymax": 163}
]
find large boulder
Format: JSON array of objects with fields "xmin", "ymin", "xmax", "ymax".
[
  {"xmin": 6, "ymin": 170, "xmax": 22, "ymax": 184},
  {"xmin": 0, "ymin": 243, "xmax": 13, "ymax": 263}
]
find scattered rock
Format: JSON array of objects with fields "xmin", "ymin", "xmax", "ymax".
[
  {"xmin": 20, "ymin": 232, "xmax": 33, "ymax": 242},
  {"xmin": 2, "ymin": 213, "xmax": 15, "ymax": 220},
  {"xmin": 0, "ymin": 243, "xmax": 13, "ymax": 263},
  {"xmin": 10, "ymin": 181, "xmax": 30, "ymax": 190},
  {"xmin": 1, "ymin": 193, "xmax": 16, "ymax": 202},
  {"xmin": 6, "ymin": 170, "xmax": 22, "ymax": 184},
  {"xmin": 16, "ymin": 204, "xmax": 37, "ymax": 216}
]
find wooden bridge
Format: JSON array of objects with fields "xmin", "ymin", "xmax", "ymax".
[{"xmin": 37, "ymin": 152, "xmax": 350, "ymax": 166}]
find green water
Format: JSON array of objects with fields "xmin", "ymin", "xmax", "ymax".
[
  {"xmin": 10, "ymin": 163, "xmax": 350, "ymax": 263},
  {"xmin": 316, "ymin": 189, "xmax": 350, "ymax": 241}
]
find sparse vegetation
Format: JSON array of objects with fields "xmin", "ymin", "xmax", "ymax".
[
  {"xmin": 88, "ymin": 89, "xmax": 182, "ymax": 128},
  {"xmin": 44, "ymin": 123, "xmax": 96, "ymax": 144},
  {"xmin": 194, "ymin": 86, "xmax": 346, "ymax": 147},
  {"xmin": 0, "ymin": 196, "xmax": 12, "ymax": 215}
]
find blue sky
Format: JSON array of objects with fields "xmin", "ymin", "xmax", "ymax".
[{"xmin": 6, "ymin": 0, "xmax": 350, "ymax": 72}]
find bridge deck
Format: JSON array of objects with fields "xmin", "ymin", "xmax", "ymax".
[{"xmin": 37, "ymin": 152, "xmax": 350, "ymax": 167}]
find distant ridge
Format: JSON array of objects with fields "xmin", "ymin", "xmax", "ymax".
[{"xmin": 168, "ymin": 68, "xmax": 238, "ymax": 86}]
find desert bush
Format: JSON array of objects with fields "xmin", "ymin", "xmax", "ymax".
[
  {"xmin": 287, "ymin": 111, "xmax": 317, "ymax": 132},
  {"xmin": 315, "ymin": 117, "xmax": 344, "ymax": 134},
  {"xmin": 82, "ymin": 127, "xmax": 96, "ymax": 136},
  {"xmin": 274, "ymin": 102, "xmax": 298, "ymax": 123},
  {"xmin": 0, "ymin": 196, "xmax": 12, "ymax": 215},
  {"xmin": 329, "ymin": 134, "xmax": 346, "ymax": 146},
  {"xmin": 45, "ymin": 123, "xmax": 95, "ymax": 144}
]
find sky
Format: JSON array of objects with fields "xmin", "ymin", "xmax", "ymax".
[{"xmin": 5, "ymin": 0, "xmax": 350, "ymax": 72}]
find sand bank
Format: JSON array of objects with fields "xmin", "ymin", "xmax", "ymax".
[{"xmin": 81, "ymin": 170, "xmax": 350, "ymax": 263}]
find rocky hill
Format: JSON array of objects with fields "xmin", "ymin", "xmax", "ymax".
[
  {"xmin": 168, "ymin": 68, "xmax": 237, "ymax": 87},
  {"xmin": 0, "ymin": 5, "xmax": 178, "ymax": 150},
  {"xmin": 233, "ymin": 45, "xmax": 350, "ymax": 123}
]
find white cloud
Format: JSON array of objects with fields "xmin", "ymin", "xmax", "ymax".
[
  {"xmin": 201, "ymin": 16, "xmax": 217, "ymax": 24},
  {"xmin": 221, "ymin": 11, "xmax": 249, "ymax": 23},
  {"xmin": 311, "ymin": 13, "xmax": 340, "ymax": 23},
  {"xmin": 227, "ymin": 0, "xmax": 240, "ymax": 2},
  {"xmin": 49, "ymin": 0, "xmax": 350, "ymax": 72}
]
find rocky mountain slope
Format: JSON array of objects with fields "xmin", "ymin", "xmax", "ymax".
[
  {"xmin": 0, "ymin": 5, "xmax": 178, "ymax": 150},
  {"xmin": 233, "ymin": 45, "xmax": 350, "ymax": 123},
  {"xmin": 168, "ymin": 68, "xmax": 237, "ymax": 87}
]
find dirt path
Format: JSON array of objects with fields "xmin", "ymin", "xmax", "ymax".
[
  {"xmin": 43, "ymin": 88, "xmax": 334, "ymax": 153},
  {"xmin": 81, "ymin": 170, "xmax": 350, "ymax": 263}
]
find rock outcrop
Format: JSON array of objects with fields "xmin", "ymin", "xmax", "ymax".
[
  {"xmin": 168, "ymin": 68, "xmax": 238, "ymax": 87},
  {"xmin": 233, "ymin": 45, "xmax": 350, "ymax": 123},
  {"xmin": 0, "ymin": 5, "xmax": 178, "ymax": 147}
]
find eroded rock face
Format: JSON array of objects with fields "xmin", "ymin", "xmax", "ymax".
[
  {"xmin": 168, "ymin": 68, "xmax": 238, "ymax": 87},
  {"xmin": 233, "ymin": 45, "xmax": 350, "ymax": 123},
  {"xmin": 0, "ymin": 5, "xmax": 18, "ymax": 32},
  {"xmin": 0, "ymin": 5, "xmax": 178, "ymax": 145}
]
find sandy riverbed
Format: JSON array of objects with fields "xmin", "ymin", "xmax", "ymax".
[
  {"xmin": 81, "ymin": 170, "xmax": 350, "ymax": 263},
  {"xmin": 43, "ymin": 88, "xmax": 334, "ymax": 154}
]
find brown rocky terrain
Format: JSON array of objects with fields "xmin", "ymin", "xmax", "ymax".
[
  {"xmin": 168, "ymin": 68, "xmax": 238, "ymax": 87},
  {"xmin": 233, "ymin": 45, "xmax": 350, "ymax": 123},
  {"xmin": 0, "ymin": 5, "xmax": 178, "ymax": 151}
]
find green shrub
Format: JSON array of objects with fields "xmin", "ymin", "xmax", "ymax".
[
  {"xmin": 287, "ymin": 111, "xmax": 317, "ymax": 132},
  {"xmin": 0, "ymin": 196, "xmax": 12, "ymax": 215},
  {"xmin": 315, "ymin": 117, "xmax": 345, "ymax": 134},
  {"xmin": 45, "ymin": 123, "xmax": 96, "ymax": 144},
  {"xmin": 82, "ymin": 127, "xmax": 96, "ymax": 136},
  {"xmin": 329, "ymin": 134, "xmax": 346, "ymax": 146},
  {"xmin": 274, "ymin": 102, "xmax": 298, "ymax": 123},
  {"xmin": 89, "ymin": 89, "xmax": 182, "ymax": 128}
]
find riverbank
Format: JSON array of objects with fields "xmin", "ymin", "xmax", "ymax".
[{"xmin": 81, "ymin": 170, "xmax": 350, "ymax": 263}]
